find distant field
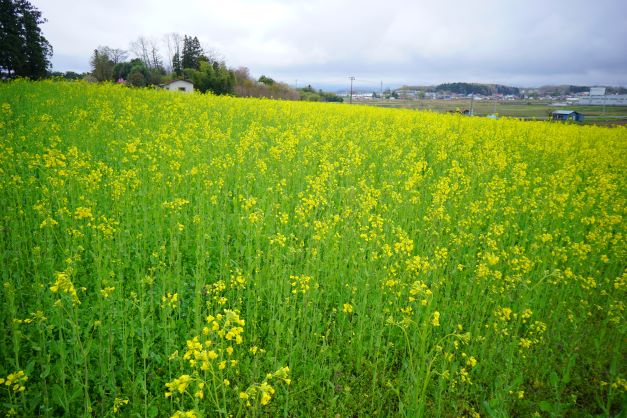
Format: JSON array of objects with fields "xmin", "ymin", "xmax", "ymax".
[
  {"xmin": 359, "ymin": 98, "xmax": 627, "ymax": 125},
  {"xmin": 1, "ymin": 80, "xmax": 626, "ymax": 417}
]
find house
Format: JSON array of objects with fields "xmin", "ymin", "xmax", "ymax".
[
  {"xmin": 161, "ymin": 80, "xmax": 194, "ymax": 93},
  {"xmin": 551, "ymin": 110, "xmax": 584, "ymax": 122}
]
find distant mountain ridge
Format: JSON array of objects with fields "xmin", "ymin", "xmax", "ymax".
[{"xmin": 396, "ymin": 83, "xmax": 627, "ymax": 96}]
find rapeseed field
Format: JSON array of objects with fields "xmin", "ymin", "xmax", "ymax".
[{"xmin": 0, "ymin": 80, "xmax": 625, "ymax": 417}]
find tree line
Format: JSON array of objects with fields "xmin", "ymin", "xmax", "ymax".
[
  {"xmin": 87, "ymin": 35, "xmax": 236, "ymax": 95},
  {"xmin": 0, "ymin": 0, "xmax": 52, "ymax": 78},
  {"xmin": 435, "ymin": 83, "xmax": 521, "ymax": 96},
  {"xmin": 0, "ymin": 1, "xmax": 341, "ymax": 101},
  {"xmin": 86, "ymin": 34, "xmax": 344, "ymax": 101},
  {"xmin": 87, "ymin": 34, "xmax": 333, "ymax": 100}
]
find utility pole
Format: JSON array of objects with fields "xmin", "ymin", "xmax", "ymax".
[
  {"xmin": 470, "ymin": 94, "xmax": 474, "ymax": 116},
  {"xmin": 380, "ymin": 80, "xmax": 383, "ymax": 101},
  {"xmin": 349, "ymin": 76, "xmax": 355, "ymax": 104}
]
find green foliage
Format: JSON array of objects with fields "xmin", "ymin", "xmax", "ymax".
[
  {"xmin": 298, "ymin": 85, "xmax": 343, "ymax": 102},
  {"xmin": 258, "ymin": 75, "xmax": 275, "ymax": 86},
  {"xmin": 172, "ymin": 50, "xmax": 182, "ymax": 77},
  {"xmin": 178, "ymin": 34, "xmax": 235, "ymax": 94},
  {"xmin": 90, "ymin": 48, "xmax": 114, "ymax": 82},
  {"xmin": 319, "ymin": 90, "xmax": 343, "ymax": 102},
  {"xmin": 0, "ymin": 80, "xmax": 627, "ymax": 417},
  {"xmin": 49, "ymin": 71, "xmax": 83, "ymax": 80},
  {"xmin": 184, "ymin": 59, "xmax": 235, "ymax": 95},
  {"xmin": 0, "ymin": 0, "xmax": 52, "ymax": 78},
  {"xmin": 233, "ymin": 67, "xmax": 299, "ymax": 100},
  {"xmin": 0, "ymin": 80, "xmax": 626, "ymax": 417},
  {"xmin": 113, "ymin": 60, "xmax": 134, "ymax": 81},
  {"xmin": 127, "ymin": 67, "xmax": 146, "ymax": 87},
  {"xmin": 436, "ymin": 83, "xmax": 520, "ymax": 96},
  {"xmin": 181, "ymin": 35, "xmax": 204, "ymax": 71}
]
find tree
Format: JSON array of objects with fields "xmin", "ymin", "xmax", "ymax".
[
  {"xmin": 163, "ymin": 32, "xmax": 182, "ymax": 72},
  {"xmin": 148, "ymin": 40, "xmax": 162, "ymax": 70},
  {"xmin": 127, "ymin": 68, "xmax": 146, "ymax": 87},
  {"xmin": 172, "ymin": 50, "xmax": 182, "ymax": 77},
  {"xmin": 0, "ymin": 0, "xmax": 52, "ymax": 78},
  {"xmin": 184, "ymin": 59, "xmax": 234, "ymax": 95},
  {"xmin": 181, "ymin": 35, "xmax": 203, "ymax": 70},
  {"xmin": 130, "ymin": 36, "xmax": 150, "ymax": 69},
  {"xmin": 108, "ymin": 48, "xmax": 128, "ymax": 65},
  {"xmin": 90, "ymin": 47, "xmax": 115, "ymax": 81},
  {"xmin": 258, "ymin": 75, "xmax": 275, "ymax": 86},
  {"xmin": 113, "ymin": 61, "xmax": 133, "ymax": 81}
]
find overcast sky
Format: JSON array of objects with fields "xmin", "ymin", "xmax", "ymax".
[{"xmin": 36, "ymin": 0, "xmax": 627, "ymax": 89}]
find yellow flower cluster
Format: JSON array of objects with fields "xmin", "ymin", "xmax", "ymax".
[
  {"xmin": 112, "ymin": 397, "xmax": 128, "ymax": 414},
  {"xmin": 290, "ymin": 274, "xmax": 314, "ymax": 294},
  {"xmin": 100, "ymin": 286, "xmax": 115, "ymax": 298},
  {"xmin": 1, "ymin": 371, "xmax": 27, "ymax": 392},
  {"xmin": 240, "ymin": 366, "xmax": 291, "ymax": 407},
  {"xmin": 165, "ymin": 374, "xmax": 192, "ymax": 397},
  {"xmin": 162, "ymin": 198, "xmax": 190, "ymax": 210},
  {"xmin": 49, "ymin": 271, "xmax": 80, "ymax": 305},
  {"xmin": 166, "ymin": 303, "xmax": 290, "ymax": 411},
  {"xmin": 161, "ymin": 292, "xmax": 179, "ymax": 309},
  {"xmin": 12, "ymin": 310, "xmax": 47, "ymax": 325},
  {"xmin": 431, "ymin": 311, "xmax": 441, "ymax": 327},
  {"xmin": 170, "ymin": 410, "xmax": 198, "ymax": 418}
]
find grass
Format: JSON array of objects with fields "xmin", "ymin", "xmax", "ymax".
[
  {"xmin": 0, "ymin": 79, "xmax": 626, "ymax": 417},
  {"xmin": 360, "ymin": 98, "xmax": 627, "ymax": 124}
]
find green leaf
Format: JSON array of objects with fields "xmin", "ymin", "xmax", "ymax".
[
  {"xmin": 51, "ymin": 384, "xmax": 67, "ymax": 411},
  {"xmin": 539, "ymin": 400, "xmax": 553, "ymax": 412},
  {"xmin": 549, "ymin": 371, "xmax": 559, "ymax": 388},
  {"xmin": 482, "ymin": 400, "xmax": 496, "ymax": 417},
  {"xmin": 40, "ymin": 364, "xmax": 50, "ymax": 379}
]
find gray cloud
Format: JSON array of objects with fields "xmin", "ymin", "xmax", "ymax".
[{"xmin": 37, "ymin": 0, "xmax": 627, "ymax": 86}]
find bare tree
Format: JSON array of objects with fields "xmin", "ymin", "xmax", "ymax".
[
  {"xmin": 130, "ymin": 36, "xmax": 163, "ymax": 70},
  {"xmin": 163, "ymin": 32, "xmax": 183, "ymax": 72},
  {"xmin": 202, "ymin": 45, "xmax": 222, "ymax": 63},
  {"xmin": 109, "ymin": 48, "xmax": 128, "ymax": 65},
  {"xmin": 148, "ymin": 38, "xmax": 162, "ymax": 70},
  {"xmin": 130, "ymin": 36, "xmax": 150, "ymax": 68}
]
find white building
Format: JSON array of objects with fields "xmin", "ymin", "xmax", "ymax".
[
  {"xmin": 577, "ymin": 86, "xmax": 627, "ymax": 105},
  {"xmin": 579, "ymin": 95, "xmax": 627, "ymax": 106},
  {"xmin": 161, "ymin": 80, "xmax": 194, "ymax": 93}
]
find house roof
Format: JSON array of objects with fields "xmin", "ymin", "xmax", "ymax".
[
  {"xmin": 162, "ymin": 79, "xmax": 193, "ymax": 86},
  {"xmin": 552, "ymin": 110, "xmax": 579, "ymax": 115}
]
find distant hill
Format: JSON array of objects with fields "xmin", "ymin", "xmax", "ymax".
[
  {"xmin": 535, "ymin": 85, "xmax": 627, "ymax": 95},
  {"xmin": 394, "ymin": 83, "xmax": 627, "ymax": 97},
  {"xmin": 397, "ymin": 83, "xmax": 519, "ymax": 96}
]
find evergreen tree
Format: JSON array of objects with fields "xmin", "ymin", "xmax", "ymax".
[
  {"xmin": 0, "ymin": 0, "xmax": 52, "ymax": 78},
  {"xmin": 172, "ymin": 49, "xmax": 182, "ymax": 77},
  {"xmin": 181, "ymin": 35, "xmax": 203, "ymax": 70}
]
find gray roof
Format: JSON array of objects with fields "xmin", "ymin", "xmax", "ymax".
[
  {"xmin": 552, "ymin": 110, "xmax": 579, "ymax": 115},
  {"xmin": 162, "ymin": 79, "xmax": 193, "ymax": 86}
]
